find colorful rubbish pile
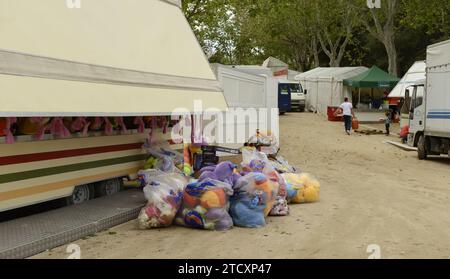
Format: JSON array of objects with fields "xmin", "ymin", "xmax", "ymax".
[{"xmin": 134, "ymin": 137, "xmax": 321, "ymax": 231}]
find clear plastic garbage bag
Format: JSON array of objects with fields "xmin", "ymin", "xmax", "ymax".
[
  {"xmin": 230, "ymin": 172, "xmax": 279, "ymax": 228},
  {"xmin": 282, "ymin": 173, "xmax": 320, "ymax": 204},
  {"xmin": 175, "ymin": 179, "xmax": 233, "ymax": 231},
  {"xmin": 137, "ymin": 172, "xmax": 187, "ymax": 229}
]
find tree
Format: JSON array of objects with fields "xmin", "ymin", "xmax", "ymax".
[
  {"xmin": 314, "ymin": 0, "xmax": 358, "ymax": 67},
  {"xmin": 182, "ymin": 0, "xmax": 239, "ymax": 64},
  {"xmin": 400, "ymin": 0, "xmax": 450, "ymax": 40},
  {"xmin": 357, "ymin": 0, "xmax": 400, "ymax": 76},
  {"xmin": 182, "ymin": 0, "xmax": 449, "ymax": 75}
]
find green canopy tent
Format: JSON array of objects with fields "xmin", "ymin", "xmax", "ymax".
[{"xmin": 343, "ymin": 66, "xmax": 400, "ymax": 109}]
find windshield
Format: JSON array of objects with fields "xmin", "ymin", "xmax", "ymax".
[{"xmin": 289, "ymin": 83, "xmax": 303, "ymax": 93}]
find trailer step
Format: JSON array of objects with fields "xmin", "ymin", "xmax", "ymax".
[
  {"xmin": 384, "ymin": 140, "xmax": 418, "ymax": 152},
  {"xmin": 0, "ymin": 189, "xmax": 145, "ymax": 259}
]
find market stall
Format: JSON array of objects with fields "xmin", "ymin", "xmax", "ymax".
[
  {"xmin": 294, "ymin": 67, "xmax": 368, "ymax": 114},
  {"xmin": 0, "ymin": 0, "xmax": 227, "ymax": 212},
  {"xmin": 343, "ymin": 66, "xmax": 400, "ymax": 111}
]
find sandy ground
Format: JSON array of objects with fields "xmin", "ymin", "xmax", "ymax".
[{"xmin": 32, "ymin": 113, "xmax": 450, "ymax": 259}]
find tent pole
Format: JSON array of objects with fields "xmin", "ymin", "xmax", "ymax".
[
  {"xmin": 371, "ymin": 88, "xmax": 373, "ymax": 110},
  {"xmin": 358, "ymin": 88, "xmax": 361, "ymax": 109}
]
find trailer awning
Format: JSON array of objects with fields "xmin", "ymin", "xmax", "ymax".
[{"xmin": 0, "ymin": 0, "xmax": 227, "ymax": 116}]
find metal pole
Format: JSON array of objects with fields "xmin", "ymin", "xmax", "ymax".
[{"xmin": 358, "ymin": 87, "xmax": 361, "ymax": 109}]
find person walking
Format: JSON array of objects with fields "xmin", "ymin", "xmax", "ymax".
[
  {"xmin": 335, "ymin": 97, "xmax": 355, "ymax": 135},
  {"xmin": 384, "ymin": 110, "xmax": 392, "ymax": 136}
]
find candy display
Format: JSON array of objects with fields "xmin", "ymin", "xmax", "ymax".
[
  {"xmin": 0, "ymin": 118, "xmax": 6, "ymax": 137},
  {"xmin": 282, "ymin": 173, "xmax": 321, "ymax": 204},
  {"xmin": 0, "ymin": 117, "xmax": 17, "ymax": 143},
  {"xmin": 175, "ymin": 179, "xmax": 233, "ymax": 231},
  {"xmin": 137, "ymin": 172, "xmax": 187, "ymax": 229},
  {"xmin": 230, "ymin": 172, "xmax": 279, "ymax": 228},
  {"xmin": 17, "ymin": 117, "xmax": 51, "ymax": 138}
]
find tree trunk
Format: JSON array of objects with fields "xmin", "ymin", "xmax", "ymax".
[
  {"xmin": 383, "ymin": 34, "xmax": 398, "ymax": 76},
  {"xmin": 362, "ymin": 0, "xmax": 399, "ymax": 76},
  {"xmin": 311, "ymin": 36, "xmax": 321, "ymax": 68},
  {"xmin": 329, "ymin": 57, "xmax": 339, "ymax": 67}
]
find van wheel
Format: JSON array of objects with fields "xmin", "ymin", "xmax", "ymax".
[
  {"xmin": 66, "ymin": 185, "xmax": 92, "ymax": 205},
  {"xmin": 96, "ymin": 178, "xmax": 122, "ymax": 197},
  {"xmin": 418, "ymin": 135, "xmax": 428, "ymax": 160}
]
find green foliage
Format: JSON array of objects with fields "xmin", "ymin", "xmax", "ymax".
[
  {"xmin": 182, "ymin": 0, "xmax": 449, "ymax": 76},
  {"xmin": 400, "ymin": 0, "xmax": 450, "ymax": 39}
]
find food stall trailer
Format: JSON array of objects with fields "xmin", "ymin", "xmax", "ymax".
[{"xmin": 0, "ymin": 0, "xmax": 227, "ymax": 213}]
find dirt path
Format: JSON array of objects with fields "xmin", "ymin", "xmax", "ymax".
[{"xmin": 32, "ymin": 113, "xmax": 450, "ymax": 259}]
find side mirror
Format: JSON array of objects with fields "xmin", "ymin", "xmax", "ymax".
[{"xmin": 304, "ymin": 89, "xmax": 307, "ymax": 95}]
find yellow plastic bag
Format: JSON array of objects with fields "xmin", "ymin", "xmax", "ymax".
[{"xmin": 282, "ymin": 173, "xmax": 320, "ymax": 203}]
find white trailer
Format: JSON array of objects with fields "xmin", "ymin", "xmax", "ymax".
[
  {"xmin": 228, "ymin": 65, "xmax": 279, "ymax": 111},
  {"xmin": 209, "ymin": 64, "xmax": 279, "ymax": 146},
  {"xmin": 407, "ymin": 39, "xmax": 450, "ymax": 159}
]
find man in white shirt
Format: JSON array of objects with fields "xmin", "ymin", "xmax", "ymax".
[{"xmin": 336, "ymin": 97, "xmax": 355, "ymax": 135}]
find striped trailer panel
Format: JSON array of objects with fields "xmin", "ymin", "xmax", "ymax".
[{"xmin": 0, "ymin": 132, "xmax": 164, "ymax": 212}]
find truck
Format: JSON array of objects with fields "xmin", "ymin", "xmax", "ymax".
[
  {"xmin": 278, "ymin": 79, "xmax": 306, "ymax": 112},
  {"xmin": 406, "ymin": 39, "xmax": 450, "ymax": 159}
]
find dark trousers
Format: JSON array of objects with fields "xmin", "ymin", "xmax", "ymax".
[
  {"xmin": 386, "ymin": 124, "xmax": 390, "ymax": 135},
  {"xmin": 344, "ymin": 115, "xmax": 352, "ymax": 131}
]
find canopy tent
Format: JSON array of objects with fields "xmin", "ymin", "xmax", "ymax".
[
  {"xmin": 343, "ymin": 66, "xmax": 400, "ymax": 88},
  {"xmin": 388, "ymin": 61, "xmax": 426, "ymax": 98},
  {"xmin": 0, "ymin": 0, "xmax": 227, "ymax": 117},
  {"xmin": 295, "ymin": 67, "xmax": 368, "ymax": 114}
]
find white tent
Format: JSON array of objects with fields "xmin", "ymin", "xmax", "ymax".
[
  {"xmin": 388, "ymin": 61, "xmax": 426, "ymax": 98},
  {"xmin": 0, "ymin": 0, "xmax": 227, "ymax": 117},
  {"xmin": 295, "ymin": 67, "xmax": 368, "ymax": 114}
]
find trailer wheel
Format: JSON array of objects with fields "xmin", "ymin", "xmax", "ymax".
[
  {"xmin": 66, "ymin": 185, "xmax": 92, "ymax": 205},
  {"xmin": 418, "ymin": 134, "xmax": 428, "ymax": 160},
  {"xmin": 96, "ymin": 178, "xmax": 122, "ymax": 197}
]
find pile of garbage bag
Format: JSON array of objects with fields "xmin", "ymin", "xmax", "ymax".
[
  {"xmin": 282, "ymin": 173, "xmax": 320, "ymax": 204},
  {"xmin": 135, "ymin": 140, "xmax": 321, "ymax": 231},
  {"xmin": 175, "ymin": 179, "xmax": 233, "ymax": 231},
  {"xmin": 137, "ymin": 172, "xmax": 187, "ymax": 229}
]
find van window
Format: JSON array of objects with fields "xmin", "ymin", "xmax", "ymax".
[
  {"xmin": 413, "ymin": 86, "xmax": 424, "ymax": 108},
  {"xmin": 280, "ymin": 85, "xmax": 290, "ymax": 95},
  {"xmin": 289, "ymin": 83, "xmax": 302, "ymax": 93}
]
